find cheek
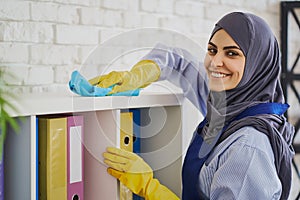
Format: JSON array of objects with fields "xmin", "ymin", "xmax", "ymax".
[
  {"xmin": 231, "ymin": 61, "xmax": 245, "ymax": 84},
  {"xmin": 238, "ymin": 69, "xmax": 244, "ymax": 81},
  {"xmin": 237, "ymin": 61, "xmax": 245, "ymax": 81}
]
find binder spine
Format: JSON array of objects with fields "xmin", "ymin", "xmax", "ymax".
[
  {"xmin": 120, "ymin": 112, "xmax": 133, "ymax": 200},
  {"xmin": 130, "ymin": 109, "xmax": 144, "ymax": 200},
  {"xmin": 67, "ymin": 116, "xmax": 84, "ymax": 200}
]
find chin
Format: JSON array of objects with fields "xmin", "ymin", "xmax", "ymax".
[
  {"xmin": 209, "ymin": 86, "xmax": 225, "ymax": 92},
  {"xmin": 209, "ymin": 82, "xmax": 226, "ymax": 91}
]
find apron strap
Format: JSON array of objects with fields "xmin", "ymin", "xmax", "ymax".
[{"xmin": 198, "ymin": 103, "xmax": 289, "ymax": 158}]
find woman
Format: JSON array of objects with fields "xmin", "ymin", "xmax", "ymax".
[{"xmin": 102, "ymin": 12, "xmax": 295, "ymax": 199}]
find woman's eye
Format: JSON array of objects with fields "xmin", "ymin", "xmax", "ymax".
[
  {"xmin": 227, "ymin": 51, "xmax": 239, "ymax": 56},
  {"xmin": 207, "ymin": 48, "xmax": 217, "ymax": 55}
]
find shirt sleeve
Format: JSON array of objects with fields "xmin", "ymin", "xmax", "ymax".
[
  {"xmin": 142, "ymin": 43, "xmax": 208, "ymax": 116},
  {"xmin": 209, "ymin": 136, "xmax": 282, "ymax": 200}
]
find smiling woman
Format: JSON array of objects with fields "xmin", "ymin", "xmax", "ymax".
[{"xmin": 102, "ymin": 12, "xmax": 295, "ymax": 200}]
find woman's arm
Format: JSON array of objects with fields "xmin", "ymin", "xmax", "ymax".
[{"xmin": 143, "ymin": 43, "xmax": 209, "ymax": 116}]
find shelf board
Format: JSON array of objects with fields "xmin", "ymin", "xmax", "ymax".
[{"xmin": 8, "ymin": 84, "xmax": 183, "ymax": 117}]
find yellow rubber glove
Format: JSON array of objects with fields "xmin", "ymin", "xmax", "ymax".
[
  {"xmin": 103, "ymin": 147, "xmax": 179, "ymax": 200},
  {"xmin": 88, "ymin": 60, "xmax": 160, "ymax": 94}
]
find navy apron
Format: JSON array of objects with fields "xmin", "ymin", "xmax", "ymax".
[{"xmin": 182, "ymin": 103, "xmax": 289, "ymax": 200}]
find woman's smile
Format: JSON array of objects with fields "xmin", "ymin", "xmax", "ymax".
[{"xmin": 208, "ymin": 70, "xmax": 231, "ymax": 78}]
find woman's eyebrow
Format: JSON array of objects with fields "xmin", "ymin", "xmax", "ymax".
[
  {"xmin": 223, "ymin": 46, "xmax": 241, "ymax": 50},
  {"xmin": 208, "ymin": 42, "xmax": 217, "ymax": 48},
  {"xmin": 208, "ymin": 42, "xmax": 241, "ymax": 51}
]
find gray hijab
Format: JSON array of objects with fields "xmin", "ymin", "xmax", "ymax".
[{"xmin": 202, "ymin": 12, "xmax": 295, "ymax": 199}]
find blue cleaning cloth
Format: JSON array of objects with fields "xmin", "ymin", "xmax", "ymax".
[{"xmin": 69, "ymin": 71, "xmax": 140, "ymax": 97}]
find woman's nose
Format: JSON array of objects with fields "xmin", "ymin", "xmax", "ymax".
[{"xmin": 211, "ymin": 53, "xmax": 224, "ymax": 67}]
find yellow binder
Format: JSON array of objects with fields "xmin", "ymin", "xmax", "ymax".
[
  {"xmin": 39, "ymin": 117, "xmax": 67, "ymax": 200},
  {"xmin": 120, "ymin": 112, "xmax": 133, "ymax": 200}
]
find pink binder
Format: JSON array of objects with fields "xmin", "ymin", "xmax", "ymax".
[{"xmin": 67, "ymin": 116, "xmax": 84, "ymax": 200}]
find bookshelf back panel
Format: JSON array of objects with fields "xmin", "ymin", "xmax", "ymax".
[{"xmin": 139, "ymin": 106, "xmax": 182, "ymax": 197}]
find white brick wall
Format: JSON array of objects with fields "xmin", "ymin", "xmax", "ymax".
[{"xmin": 0, "ymin": 0, "xmax": 298, "ymax": 94}]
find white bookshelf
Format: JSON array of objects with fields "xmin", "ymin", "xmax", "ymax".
[{"xmin": 4, "ymin": 87, "xmax": 185, "ymax": 200}]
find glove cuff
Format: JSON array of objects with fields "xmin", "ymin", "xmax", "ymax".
[
  {"xmin": 130, "ymin": 60, "xmax": 161, "ymax": 88},
  {"xmin": 145, "ymin": 179, "xmax": 179, "ymax": 200}
]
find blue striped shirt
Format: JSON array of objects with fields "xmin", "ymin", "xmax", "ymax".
[{"xmin": 199, "ymin": 126, "xmax": 282, "ymax": 199}]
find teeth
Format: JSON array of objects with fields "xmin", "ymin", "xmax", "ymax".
[{"xmin": 211, "ymin": 72, "xmax": 226, "ymax": 78}]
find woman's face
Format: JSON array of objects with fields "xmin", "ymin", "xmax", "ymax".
[{"xmin": 204, "ymin": 29, "xmax": 246, "ymax": 91}]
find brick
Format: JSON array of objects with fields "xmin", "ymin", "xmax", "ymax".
[
  {"xmin": 140, "ymin": 14, "xmax": 160, "ymax": 27},
  {"xmin": 189, "ymin": 34, "xmax": 210, "ymax": 51},
  {"xmin": 0, "ymin": 21, "xmax": 53, "ymax": 43},
  {"xmin": 219, "ymin": 0, "xmax": 245, "ymax": 7},
  {"xmin": 141, "ymin": 0, "xmax": 174, "ymax": 14},
  {"xmin": 78, "ymin": 44, "xmax": 123, "ymax": 67},
  {"xmin": 31, "ymin": 2, "xmax": 79, "ymax": 24},
  {"xmin": 54, "ymin": 64, "xmax": 78, "ymax": 84},
  {"xmin": 191, "ymin": 18, "xmax": 215, "ymax": 36},
  {"xmin": 100, "ymin": 29, "xmax": 123, "ymax": 43},
  {"xmin": 203, "ymin": 5, "xmax": 236, "ymax": 21},
  {"xmin": 47, "ymin": 84, "xmax": 70, "ymax": 93},
  {"xmin": 140, "ymin": 0, "xmax": 157, "ymax": 12},
  {"xmin": 0, "ymin": 43, "xmax": 29, "ymax": 63},
  {"xmin": 57, "ymin": 5, "xmax": 80, "ymax": 24},
  {"xmin": 175, "ymin": 1, "xmax": 205, "ymax": 17},
  {"xmin": 123, "ymin": 13, "xmax": 142, "ymax": 28},
  {"xmin": 0, "ymin": 1, "xmax": 30, "ymax": 20},
  {"xmin": 30, "ymin": 44, "xmax": 79, "ymax": 65},
  {"xmin": 0, "ymin": 22, "xmax": 4, "ymax": 41},
  {"xmin": 78, "ymin": 45, "xmax": 100, "ymax": 64},
  {"xmin": 30, "ymin": 86, "xmax": 46, "ymax": 93},
  {"xmin": 1, "ymin": 65, "xmax": 29, "ymax": 85},
  {"xmin": 55, "ymin": 24, "xmax": 98, "ymax": 45},
  {"xmin": 127, "ymin": 0, "xmax": 139, "ymax": 12},
  {"xmin": 102, "ymin": 10, "xmax": 123, "ymax": 27},
  {"xmin": 26, "ymin": 66, "xmax": 54, "ymax": 85},
  {"xmin": 31, "ymin": 2, "xmax": 58, "ymax": 22},
  {"xmin": 160, "ymin": 16, "xmax": 192, "ymax": 34},
  {"xmin": 80, "ymin": 7, "xmax": 103, "ymax": 25},
  {"xmin": 156, "ymin": 0, "xmax": 175, "ymax": 15},
  {"xmin": 219, "ymin": 0, "xmax": 267, "ymax": 11}
]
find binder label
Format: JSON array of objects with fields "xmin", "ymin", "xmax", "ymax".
[{"xmin": 70, "ymin": 126, "xmax": 82, "ymax": 183}]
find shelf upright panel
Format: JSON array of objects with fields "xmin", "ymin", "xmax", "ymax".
[{"xmin": 4, "ymin": 116, "xmax": 37, "ymax": 200}]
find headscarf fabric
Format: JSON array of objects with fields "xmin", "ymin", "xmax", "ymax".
[{"xmin": 202, "ymin": 12, "xmax": 295, "ymax": 199}]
